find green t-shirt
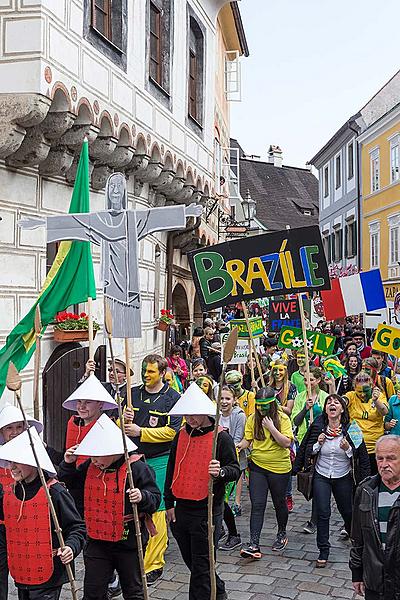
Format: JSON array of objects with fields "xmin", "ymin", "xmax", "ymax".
[
  {"xmin": 378, "ymin": 482, "xmax": 400, "ymax": 548},
  {"xmin": 291, "ymin": 370, "xmax": 306, "ymax": 394}
]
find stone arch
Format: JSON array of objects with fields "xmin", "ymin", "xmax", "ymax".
[
  {"xmin": 135, "ymin": 133, "xmax": 148, "ymax": 155},
  {"xmin": 99, "ymin": 111, "xmax": 114, "ymax": 136},
  {"xmin": 118, "ymin": 123, "xmax": 133, "ymax": 146},
  {"xmin": 75, "ymin": 99, "xmax": 94, "ymax": 124},
  {"xmin": 50, "ymin": 84, "xmax": 71, "ymax": 112},
  {"xmin": 175, "ymin": 160, "xmax": 185, "ymax": 178},
  {"xmin": 193, "ymin": 293, "xmax": 203, "ymax": 327},
  {"xmin": 185, "ymin": 167, "xmax": 195, "ymax": 186},
  {"xmin": 172, "ymin": 282, "xmax": 191, "ymax": 341},
  {"xmin": 150, "ymin": 142, "xmax": 161, "ymax": 163},
  {"xmin": 163, "ymin": 151, "xmax": 174, "ymax": 171}
]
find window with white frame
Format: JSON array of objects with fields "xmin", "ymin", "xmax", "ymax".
[
  {"xmin": 391, "ymin": 136, "xmax": 399, "ymax": 183},
  {"xmin": 369, "ymin": 221, "xmax": 380, "ymax": 268},
  {"xmin": 322, "ymin": 233, "xmax": 330, "ymax": 263},
  {"xmin": 323, "ymin": 164, "xmax": 329, "ymax": 198},
  {"xmin": 335, "ymin": 154, "xmax": 341, "ymax": 189},
  {"xmin": 370, "ymin": 148, "xmax": 380, "ymax": 193},
  {"xmin": 388, "ymin": 214, "xmax": 400, "ymax": 265},
  {"xmin": 333, "ymin": 226, "xmax": 343, "ymax": 262},
  {"xmin": 347, "ymin": 141, "xmax": 354, "ymax": 180},
  {"xmin": 345, "ymin": 218, "xmax": 357, "ymax": 258}
]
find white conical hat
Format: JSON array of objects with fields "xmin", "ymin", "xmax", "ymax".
[
  {"xmin": 0, "ymin": 405, "xmax": 43, "ymax": 444},
  {"xmin": 0, "ymin": 427, "xmax": 56, "ymax": 477},
  {"xmin": 168, "ymin": 382, "xmax": 217, "ymax": 416},
  {"xmin": 62, "ymin": 375, "xmax": 118, "ymax": 411},
  {"xmin": 74, "ymin": 413, "xmax": 137, "ymax": 456}
]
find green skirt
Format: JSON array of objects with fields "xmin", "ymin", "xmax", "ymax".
[{"xmin": 147, "ymin": 454, "xmax": 169, "ymax": 512}]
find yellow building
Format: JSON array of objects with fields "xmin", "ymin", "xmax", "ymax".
[{"xmin": 359, "ymin": 104, "xmax": 400, "ymax": 306}]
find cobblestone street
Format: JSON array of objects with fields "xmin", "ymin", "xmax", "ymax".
[{"xmin": 9, "ymin": 486, "xmax": 353, "ymax": 599}]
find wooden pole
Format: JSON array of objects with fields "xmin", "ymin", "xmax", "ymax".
[
  {"xmin": 104, "ymin": 302, "xmax": 148, "ymax": 600},
  {"xmin": 6, "ymin": 364, "xmax": 78, "ymax": 600},
  {"xmin": 208, "ymin": 327, "xmax": 238, "ymax": 600},
  {"xmin": 241, "ymin": 302, "xmax": 265, "ymax": 387},
  {"xmin": 87, "ymin": 296, "xmax": 94, "ymax": 363},
  {"xmin": 124, "ymin": 338, "xmax": 133, "ymax": 410},
  {"xmin": 33, "ymin": 306, "xmax": 42, "ymax": 420},
  {"xmin": 248, "ymin": 340, "xmax": 257, "ymax": 391},
  {"xmin": 298, "ymin": 294, "xmax": 313, "ymax": 421}
]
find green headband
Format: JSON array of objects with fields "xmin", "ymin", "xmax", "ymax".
[{"xmin": 256, "ymin": 397, "xmax": 276, "ymax": 407}]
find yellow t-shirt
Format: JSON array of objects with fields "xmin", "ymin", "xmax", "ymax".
[
  {"xmin": 245, "ymin": 410, "xmax": 293, "ymax": 473},
  {"xmin": 237, "ymin": 390, "xmax": 255, "ymax": 418},
  {"xmin": 345, "ymin": 391, "xmax": 387, "ymax": 454}
]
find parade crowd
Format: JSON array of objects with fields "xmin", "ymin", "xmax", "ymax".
[{"xmin": 1, "ymin": 312, "xmax": 400, "ymax": 600}]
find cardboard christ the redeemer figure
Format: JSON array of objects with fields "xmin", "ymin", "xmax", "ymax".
[{"xmin": 19, "ymin": 172, "xmax": 203, "ymax": 338}]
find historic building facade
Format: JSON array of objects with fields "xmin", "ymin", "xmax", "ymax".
[{"xmin": 0, "ymin": 0, "xmax": 248, "ymax": 412}]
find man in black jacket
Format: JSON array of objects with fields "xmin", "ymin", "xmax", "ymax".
[
  {"xmin": 164, "ymin": 383, "xmax": 240, "ymax": 600},
  {"xmin": 350, "ymin": 435, "xmax": 400, "ymax": 599}
]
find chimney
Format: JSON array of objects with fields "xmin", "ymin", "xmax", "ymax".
[{"xmin": 267, "ymin": 144, "xmax": 283, "ymax": 167}]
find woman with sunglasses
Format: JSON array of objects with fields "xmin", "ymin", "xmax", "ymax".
[
  {"xmin": 237, "ymin": 387, "xmax": 293, "ymax": 558},
  {"xmin": 295, "ymin": 394, "xmax": 370, "ymax": 568}
]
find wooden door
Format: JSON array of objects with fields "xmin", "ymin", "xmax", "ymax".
[{"xmin": 43, "ymin": 343, "xmax": 106, "ymax": 452}]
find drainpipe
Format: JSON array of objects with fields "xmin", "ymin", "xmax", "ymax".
[
  {"xmin": 349, "ymin": 123, "xmax": 361, "ymax": 271},
  {"xmin": 164, "ymin": 216, "xmax": 202, "ymax": 355}
]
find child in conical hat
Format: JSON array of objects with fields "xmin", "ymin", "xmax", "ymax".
[
  {"xmin": 0, "ymin": 427, "xmax": 85, "ymax": 600},
  {"xmin": 59, "ymin": 414, "xmax": 161, "ymax": 600},
  {"xmin": 164, "ymin": 383, "xmax": 240, "ymax": 600},
  {"xmin": 0, "ymin": 404, "xmax": 44, "ymax": 600}
]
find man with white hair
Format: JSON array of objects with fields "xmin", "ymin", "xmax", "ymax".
[{"xmin": 350, "ymin": 434, "xmax": 400, "ymax": 599}]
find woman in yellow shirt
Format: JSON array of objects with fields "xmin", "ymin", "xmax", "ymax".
[
  {"xmin": 237, "ymin": 386, "xmax": 294, "ymax": 559},
  {"xmin": 345, "ymin": 371, "xmax": 388, "ymax": 474}
]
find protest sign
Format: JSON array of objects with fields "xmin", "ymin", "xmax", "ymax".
[
  {"xmin": 188, "ymin": 226, "xmax": 330, "ymax": 311},
  {"xmin": 347, "ymin": 420, "xmax": 363, "ymax": 449},
  {"xmin": 278, "ymin": 325, "xmax": 335, "ymax": 356},
  {"xmin": 372, "ymin": 323, "xmax": 400, "ymax": 358},
  {"xmin": 229, "ymin": 316, "xmax": 264, "ymax": 339},
  {"xmin": 269, "ymin": 298, "xmax": 301, "ymax": 331},
  {"xmin": 221, "ymin": 333, "xmax": 259, "ymax": 364}
]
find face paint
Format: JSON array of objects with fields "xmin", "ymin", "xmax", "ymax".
[
  {"xmin": 256, "ymin": 404, "xmax": 271, "ymax": 416},
  {"xmin": 273, "ymin": 365, "xmax": 287, "ymax": 381},
  {"xmin": 197, "ymin": 378, "xmax": 210, "ymax": 395},
  {"xmin": 164, "ymin": 372, "xmax": 174, "ymax": 387},
  {"xmin": 355, "ymin": 384, "xmax": 372, "ymax": 400},
  {"xmin": 296, "ymin": 354, "xmax": 306, "ymax": 367},
  {"xmin": 142, "ymin": 361, "xmax": 161, "ymax": 387}
]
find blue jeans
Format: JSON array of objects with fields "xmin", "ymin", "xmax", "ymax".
[{"xmin": 313, "ymin": 471, "xmax": 353, "ymax": 560}]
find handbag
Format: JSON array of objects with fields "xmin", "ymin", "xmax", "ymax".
[{"xmin": 296, "ymin": 458, "xmax": 315, "ymax": 501}]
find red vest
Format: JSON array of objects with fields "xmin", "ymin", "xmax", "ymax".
[
  {"xmin": 3, "ymin": 480, "xmax": 56, "ymax": 585},
  {"xmin": 65, "ymin": 416, "xmax": 97, "ymax": 466},
  {"xmin": 84, "ymin": 456, "xmax": 141, "ymax": 542},
  {"xmin": 0, "ymin": 467, "xmax": 13, "ymax": 489},
  {"xmin": 172, "ymin": 428, "xmax": 218, "ymax": 501}
]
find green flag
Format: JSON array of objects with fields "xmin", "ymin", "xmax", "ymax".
[{"xmin": 0, "ymin": 141, "xmax": 96, "ymax": 396}]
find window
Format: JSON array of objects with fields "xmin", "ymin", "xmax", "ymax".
[
  {"xmin": 335, "ymin": 154, "xmax": 341, "ymax": 189},
  {"xmin": 370, "ymin": 149, "xmax": 380, "ymax": 193},
  {"xmin": 323, "ymin": 234, "xmax": 330, "ymax": 263},
  {"xmin": 187, "ymin": 12, "xmax": 204, "ymax": 130},
  {"xmin": 149, "ymin": 3, "xmax": 162, "ymax": 85},
  {"xmin": 85, "ymin": 0, "xmax": 127, "ymax": 70},
  {"xmin": 345, "ymin": 220, "xmax": 357, "ymax": 258},
  {"xmin": 323, "ymin": 165, "xmax": 329, "ymax": 198},
  {"xmin": 333, "ymin": 227, "xmax": 343, "ymax": 262},
  {"xmin": 390, "ymin": 226, "xmax": 399, "ymax": 265},
  {"xmin": 369, "ymin": 221, "xmax": 380, "ymax": 268},
  {"xmin": 391, "ymin": 137, "xmax": 399, "ymax": 183},
  {"xmin": 347, "ymin": 141, "xmax": 354, "ymax": 180}
]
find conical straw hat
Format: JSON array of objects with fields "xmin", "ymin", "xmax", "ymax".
[
  {"xmin": 74, "ymin": 413, "xmax": 137, "ymax": 456},
  {"xmin": 168, "ymin": 382, "xmax": 217, "ymax": 416},
  {"xmin": 0, "ymin": 405, "xmax": 43, "ymax": 444},
  {"xmin": 63, "ymin": 375, "xmax": 118, "ymax": 411},
  {"xmin": 0, "ymin": 427, "xmax": 56, "ymax": 477}
]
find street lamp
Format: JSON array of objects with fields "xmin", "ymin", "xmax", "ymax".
[{"xmin": 241, "ymin": 189, "xmax": 256, "ymax": 223}]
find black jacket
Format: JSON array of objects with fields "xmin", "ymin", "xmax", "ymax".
[
  {"xmin": 164, "ymin": 422, "xmax": 240, "ymax": 515},
  {"xmin": 0, "ymin": 476, "xmax": 85, "ymax": 590},
  {"xmin": 293, "ymin": 415, "xmax": 370, "ymax": 485},
  {"xmin": 350, "ymin": 474, "xmax": 400, "ymax": 598},
  {"xmin": 59, "ymin": 454, "xmax": 161, "ymax": 550}
]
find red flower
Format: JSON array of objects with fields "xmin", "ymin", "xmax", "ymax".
[{"xmin": 80, "ymin": 312, "xmax": 87, "ymax": 318}]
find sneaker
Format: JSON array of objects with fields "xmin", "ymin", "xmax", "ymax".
[
  {"xmin": 219, "ymin": 534, "xmax": 242, "ymax": 551},
  {"xmin": 146, "ymin": 568, "xmax": 163, "ymax": 586},
  {"xmin": 232, "ymin": 503, "xmax": 242, "ymax": 517},
  {"xmin": 339, "ymin": 526, "xmax": 349, "ymax": 539},
  {"xmin": 303, "ymin": 520, "xmax": 316, "ymax": 534},
  {"xmin": 272, "ymin": 532, "xmax": 288, "ymax": 552},
  {"xmin": 240, "ymin": 543, "xmax": 262, "ymax": 559},
  {"xmin": 286, "ymin": 496, "xmax": 294, "ymax": 513},
  {"xmin": 107, "ymin": 573, "xmax": 122, "ymax": 598},
  {"xmin": 219, "ymin": 525, "xmax": 227, "ymax": 541}
]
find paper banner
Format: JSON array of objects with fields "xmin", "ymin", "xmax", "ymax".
[
  {"xmin": 347, "ymin": 420, "xmax": 363, "ymax": 449},
  {"xmin": 229, "ymin": 316, "xmax": 264, "ymax": 339},
  {"xmin": 372, "ymin": 323, "xmax": 400, "ymax": 358},
  {"xmin": 269, "ymin": 298, "xmax": 301, "ymax": 332},
  {"xmin": 221, "ymin": 333, "xmax": 259, "ymax": 364},
  {"xmin": 277, "ymin": 325, "xmax": 335, "ymax": 356}
]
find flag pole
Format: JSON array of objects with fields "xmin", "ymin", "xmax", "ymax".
[
  {"xmin": 248, "ymin": 340, "xmax": 257, "ymax": 391},
  {"xmin": 104, "ymin": 302, "xmax": 148, "ymax": 600},
  {"xmin": 298, "ymin": 294, "xmax": 313, "ymax": 421},
  {"xmin": 33, "ymin": 305, "xmax": 42, "ymax": 420},
  {"xmin": 208, "ymin": 327, "xmax": 238, "ymax": 600},
  {"xmin": 6, "ymin": 363, "xmax": 78, "ymax": 600},
  {"xmin": 87, "ymin": 296, "xmax": 94, "ymax": 364},
  {"xmin": 124, "ymin": 338, "xmax": 133, "ymax": 410},
  {"xmin": 241, "ymin": 302, "xmax": 265, "ymax": 387}
]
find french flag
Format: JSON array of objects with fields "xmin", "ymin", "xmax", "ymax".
[{"xmin": 321, "ymin": 269, "xmax": 386, "ymax": 321}]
